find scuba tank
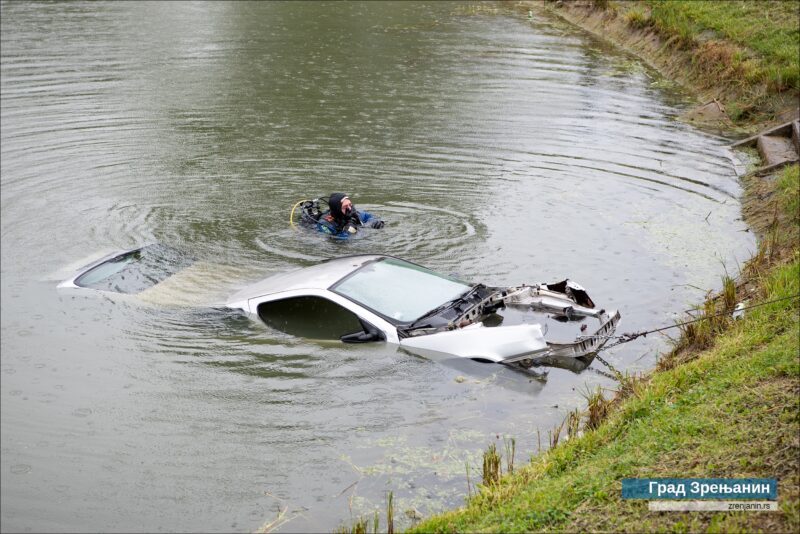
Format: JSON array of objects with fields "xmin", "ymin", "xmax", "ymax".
[{"xmin": 299, "ymin": 198, "xmax": 326, "ymax": 225}]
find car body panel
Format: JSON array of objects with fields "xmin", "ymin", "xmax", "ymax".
[
  {"xmin": 399, "ymin": 323, "xmax": 548, "ymax": 363},
  {"xmin": 225, "ymin": 255, "xmax": 383, "ymax": 307}
]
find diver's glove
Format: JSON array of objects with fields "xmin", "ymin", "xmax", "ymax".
[{"xmin": 369, "ymin": 219, "xmax": 385, "ymax": 229}]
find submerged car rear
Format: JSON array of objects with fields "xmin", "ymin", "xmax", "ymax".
[{"xmin": 58, "ymin": 244, "xmax": 194, "ymax": 294}]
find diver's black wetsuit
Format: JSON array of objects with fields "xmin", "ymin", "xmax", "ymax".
[{"xmin": 316, "ymin": 193, "xmax": 383, "ymax": 238}]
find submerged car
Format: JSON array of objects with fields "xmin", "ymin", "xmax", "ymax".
[
  {"xmin": 226, "ymin": 255, "xmax": 620, "ymax": 375},
  {"xmin": 59, "ymin": 248, "xmax": 619, "ymax": 376}
]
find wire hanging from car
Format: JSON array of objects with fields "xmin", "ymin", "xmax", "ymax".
[
  {"xmin": 586, "ymin": 293, "xmax": 800, "ymax": 353},
  {"xmin": 581, "ymin": 293, "xmax": 799, "ymax": 380}
]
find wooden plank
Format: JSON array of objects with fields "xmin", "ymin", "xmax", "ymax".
[
  {"xmin": 731, "ymin": 120, "xmax": 795, "ymax": 147},
  {"xmin": 745, "ymin": 159, "xmax": 798, "ymax": 178},
  {"xmin": 731, "ymin": 133, "xmax": 761, "ymax": 148},
  {"xmin": 757, "ymin": 135, "xmax": 799, "ymax": 167}
]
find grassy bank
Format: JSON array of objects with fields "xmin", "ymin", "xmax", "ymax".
[
  {"xmin": 336, "ymin": 4, "xmax": 798, "ymax": 532},
  {"xmin": 529, "ymin": 0, "xmax": 800, "ymax": 126},
  {"xmin": 410, "ymin": 163, "xmax": 799, "ymax": 532},
  {"xmin": 407, "ymin": 4, "xmax": 800, "ymax": 532},
  {"xmin": 621, "ymin": 0, "xmax": 798, "ymax": 121}
]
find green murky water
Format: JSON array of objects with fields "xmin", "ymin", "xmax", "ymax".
[{"xmin": 1, "ymin": 2, "xmax": 754, "ymax": 531}]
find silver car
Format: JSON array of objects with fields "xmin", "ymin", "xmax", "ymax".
[
  {"xmin": 60, "ymin": 248, "xmax": 620, "ymax": 376},
  {"xmin": 226, "ymin": 254, "xmax": 620, "ymax": 375}
]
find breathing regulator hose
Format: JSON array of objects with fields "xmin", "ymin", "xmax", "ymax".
[{"xmin": 289, "ymin": 199, "xmax": 309, "ymax": 228}]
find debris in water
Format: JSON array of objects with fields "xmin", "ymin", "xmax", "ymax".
[{"xmin": 405, "ymin": 508, "xmax": 423, "ymax": 522}]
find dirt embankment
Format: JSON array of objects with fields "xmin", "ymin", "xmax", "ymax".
[{"xmin": 514, "ymin": 0, "xmax": 799, "ymax": 133}]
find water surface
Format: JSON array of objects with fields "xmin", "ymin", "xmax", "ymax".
[{"xmin": 1, "ymin": 2, "xmax": 754, "ymax": 532}]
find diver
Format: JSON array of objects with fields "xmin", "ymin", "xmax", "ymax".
[
  {"xmin": 317, "ymin": 192, "xmax": 384, "ymax": 237},
  {"xmin": 292, "ymin": 192, "xmax": 384, "ymax": 238}
]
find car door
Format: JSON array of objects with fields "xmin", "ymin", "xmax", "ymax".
[{"xmin": 255, "ymin": 294, "xmax": 390, "ymax": 343}]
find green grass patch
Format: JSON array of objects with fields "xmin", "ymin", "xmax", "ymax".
[
  {"xmin": 642, "ymin": 0, "xmax": 800, "ymax": 92},
  {"xmin": 778, "ymin": 164, "xmax": 800, "ymax": 225},
  {"xmin": 623, "ymin": 6, "xmax": 650, "ymax": 30},
  {"xmin": 412, "ymin": 252, "xmax": 799, "ymax": 533}
]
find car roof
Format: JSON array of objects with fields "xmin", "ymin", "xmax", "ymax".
[{"xmin": 227, "ymin": 254, "xmax": 385, "ymax": 302}]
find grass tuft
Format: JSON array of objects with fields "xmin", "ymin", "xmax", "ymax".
[
  {"xmin": 482, "ymin": 443, "xmax": 501, "ymax": 487},
  {"xmin": 334, "ymin": 516, "xmax": 369, "ymax": 534},
  {"xmin": 623, "ymin": 7, "xmax": 650, "ymax": 29},
  {"xmin": 616, "ymin": 370, "xmax": 647, "ymax": 399},
  {"xmin": 549, "ymin": 419, "xmax": 564, "ymax": 449},
  {"xmin": 503, "ymin": 436, "xmax": 516, "ymax": 474},
  {"xmin": 566, "ymin": 408, "xmax": 581, "ymax": 440},
  {"xmin": 583, "ymin": 385, "xmax": 611, "ymax": 430},
  {"xmin": 778, "ymin": 165, "xmax": 800, "ymax": 224},
  {"xmin": 721, "ymin": 273, "xmax": 737, "ymax": 313},
  {"xmin": 386, "ymin": 491, "xmax": 394, "ymax": 534}
]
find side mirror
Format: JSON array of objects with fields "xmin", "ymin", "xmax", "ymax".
[{"xmin": 341, "ymin": 319, "xmax": 386, "ymax": 344}]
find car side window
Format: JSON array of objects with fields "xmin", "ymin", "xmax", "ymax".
[{"xmin": 257, "ymin": 296, "xmax": 364, "ymax": 340}]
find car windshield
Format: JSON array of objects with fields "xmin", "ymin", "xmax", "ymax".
[{"xmin": 331, "ymin": 258, "xmax": 472, "ymax": 323}]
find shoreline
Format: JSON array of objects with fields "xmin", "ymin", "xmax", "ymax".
[
  {"xmin": 408, "ymin": 2, "xmax": 799, "ymax": 532},
  {"xmin": 515, "ymin": 0, "xmax": 799, "ymax": 135}
]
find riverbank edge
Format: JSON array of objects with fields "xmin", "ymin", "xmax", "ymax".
[
  {"xmin": 409, "ymin": 166, "xmax": 798, "ymax": 534},
  {"xmin": 407, "ymin": 2, "xmax": 800, "ymax": 533},
  {"xmin": 513, "ymin": 0, "xmax": 799, "ymax": 132}
]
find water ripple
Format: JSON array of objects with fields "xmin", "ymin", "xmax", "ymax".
[{"xmin": 1, "ymin": 2, "xmax": 756, "ymax": 532}]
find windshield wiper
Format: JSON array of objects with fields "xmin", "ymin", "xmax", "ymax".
[{"xmin": 406, "ymin": 284, "xmax": 483, "ymax": 329}]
